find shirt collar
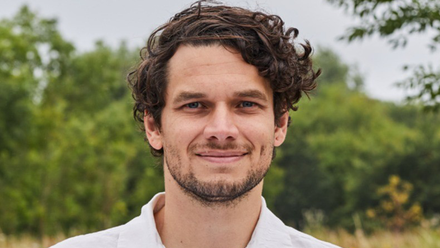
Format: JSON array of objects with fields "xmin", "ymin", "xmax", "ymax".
[
  {"xmin": 117, "ymin": 192, "xmax": 165, "ymax": 248},
  {"xmin": 118, "ymin": 192, "xmax": 292, "ymax": 248},
  {"xmin": 246, "ymin": 197, "xmax": 293, "ymax": 248}
]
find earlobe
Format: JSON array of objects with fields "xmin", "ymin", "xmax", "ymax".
[
  {"xmin": 274, "ymin": 112, "xmax": 289, "ymax": 147},
  {"xmin": 144, "ymin": 111, "xmax": 163, "ymax": 150}
]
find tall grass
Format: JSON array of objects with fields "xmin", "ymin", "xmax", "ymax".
[
  {"xmin": 0, "ymin": 233, "xmax": 63, "ymax": 248},
  {"xmin": 307, "ymin": 227, "xmax": 440, "ymax": 248},
  {"xmin": 1, "ymin": 227, "xmax": 440, "ymax": 247}
]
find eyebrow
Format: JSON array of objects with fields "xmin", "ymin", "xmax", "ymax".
[
  {"xmin": 172, "ymin": 89, "xmax": 268, "ymax": 105},
  {"xmin": 173, "ymin": 91, "xmax": 207, "ymax": 105},
  {"xmin": 234, "ymin": 89, "xmax": 268, "ymax": 102}
]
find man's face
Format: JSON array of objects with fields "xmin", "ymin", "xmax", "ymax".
[{"xmin": 145, "ymin": 45, "xmax": 288, "ymax": 204}]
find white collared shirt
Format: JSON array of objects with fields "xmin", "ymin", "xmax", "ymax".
[{"xmin": 52, "ymin": 193, "xmax": 340, "ymax": 248}]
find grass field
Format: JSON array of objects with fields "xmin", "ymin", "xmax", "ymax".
[
  {"xmin": 1, "ymin": 227, "xmax": 440, "ymax": 248},
  {"xmin": 309, "ymin": 227, "xmax": 440, "ymax": 248}
]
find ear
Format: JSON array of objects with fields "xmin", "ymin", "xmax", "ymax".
[
  {"xmin": 274, "ymin": 112, "xmax": 289, "ymax": 147},
  {"xmin": 144, "ymin": 111, "xmax": 163, "ymax": 150}
]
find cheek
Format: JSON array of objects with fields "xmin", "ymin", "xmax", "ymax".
[
  {"xmin": 162, "ymin": 117, "xmax": 204, "ymax": 146},
  {"xmin": 240, "ymin": 120, "xmax": 276, "ymax": 145}
]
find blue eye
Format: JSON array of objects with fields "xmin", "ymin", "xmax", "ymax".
[
  {"xmin": 240, "ymin": 101, "xmax": 255, "ymax": 108},
  {"xmin": 186, "ymin": 102, "xmax": 200, "ymax": 108}
]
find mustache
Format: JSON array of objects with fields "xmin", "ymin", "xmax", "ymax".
[{"xmin": 189, "ymin": 142, "xmax": 253, "ymax": 153}]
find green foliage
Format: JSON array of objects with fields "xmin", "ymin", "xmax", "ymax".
[
  {"xmin": 326, "ymin": 0, "xmax": 440, "ymax": 111},
  {"xmin": 313, "ymin": 47, "xmax": 349, "ymax": 85},
  {"xmin": 314, "ymin": 47, "xmax": 365, "ymax": 92},
  {"xmin": 1, "ymin": 6, "xmax": 439, "ymax": 238},
  {"xmin": 0, "ymin": 6, "xmax": 162, "ymax": 236},
  {"xmin": 398, "ymin": 64, "xmax": 440, "ymax": 112},
  {"xmin": 0, "ymin": 6, "xmax": 74, "ymax": 236},
  {"xmin": 270, "ymin": 47, "xmax": 440, "ymax": 231},
  {"xmin": 327, "ymin": 0, "xmax": 440, "ymax": 48}
]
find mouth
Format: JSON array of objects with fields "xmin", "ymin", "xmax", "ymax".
[{"xmin": 195, "ymin": 150, "xmax": 249, "ymax": 163}]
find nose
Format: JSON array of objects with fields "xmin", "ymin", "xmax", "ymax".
[{"xmin": 203, "ymin": 105, "xmax": 239, "ymax": 142}]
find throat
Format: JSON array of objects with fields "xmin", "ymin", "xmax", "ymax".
[{"xmin": 157, "ymin": 188, "xmax": 263, "ymax": 248}]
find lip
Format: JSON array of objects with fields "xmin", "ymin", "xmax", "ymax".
[{"xmin": 195, "ymin": 150, "xmax": 248, "ymax": 163}]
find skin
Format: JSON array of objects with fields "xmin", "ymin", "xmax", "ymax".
[{"xmin": 144, "ymin": 44, "xmax": 289, "ymax": 248}]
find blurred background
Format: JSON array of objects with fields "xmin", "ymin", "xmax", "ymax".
[{"xmin": 1, "ymin": 0, "xmax": 439, "ymax": 247}]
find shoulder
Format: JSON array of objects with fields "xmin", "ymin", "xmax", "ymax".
[
  {"xmin": 50, "ymin": 225, "xmax": 123, "ymax": 248},
  {"xmin": 284, "ymin": 225, "xmax": 341, "ymax": 248},
  {"xmin": 254, "ymin": 200, "xmax": 341, "ymax": 248}
]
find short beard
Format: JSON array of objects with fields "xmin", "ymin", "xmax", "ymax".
[{"xmin": 164, "ymin": 143, "xmax": 272, "ymax": 207}]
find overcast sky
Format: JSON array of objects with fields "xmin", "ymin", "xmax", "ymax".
[{"xmin": 1, "ymin": 0, "xmax": 438, "ymax": 102}]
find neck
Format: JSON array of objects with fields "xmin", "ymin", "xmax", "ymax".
[{"xmin": 155, "ymin": 171, "xmax": 263, "ymax": 248}]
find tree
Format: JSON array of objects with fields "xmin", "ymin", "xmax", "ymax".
[
  {"xmin": 326, "ymin": 0, "xmax": 440, "ymax": 111},
  {"xmin": 0, "ymin": 5, "xmax": 74, "ymax": 236},
  {"xmin": 270, "ymin": 47, "xmax": 440, "ymax": 231},
  {"xmin": 0, "ymin": 6, "xmax": 163, "ymax": 237},
  {"xmin": 3, "ymin": 5, "xmax": 440, "ymax": 238}
]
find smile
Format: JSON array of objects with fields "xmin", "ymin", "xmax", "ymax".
[{"xmin": 195, "ymin": 150, "xmax": 248, "ymax": 163}]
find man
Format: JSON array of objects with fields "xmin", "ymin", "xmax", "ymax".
[{"xmin": 53, "ymin": 1, "xmax": 340, "ymax": 247}]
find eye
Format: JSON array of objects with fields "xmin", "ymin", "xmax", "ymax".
[
  {"xmin": 186, "ymin": 102, "xmax": 201, "ymax": 109},
  {"xmin": 239, "ymin": 101, "xmax": 256, "ymax": 108}
]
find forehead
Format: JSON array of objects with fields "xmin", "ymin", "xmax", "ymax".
[
  {"xmin": 168, "ymin": 45, "xmax": 256, "ymax": 75},
  {"xmin": 166, "ymin": 44, "xmax": 272, "ymax": 100}
]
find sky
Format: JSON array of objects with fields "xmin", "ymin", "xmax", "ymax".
[{"xmin": 1, "ymin": 0, "xmax": 438, "ymax": 102}]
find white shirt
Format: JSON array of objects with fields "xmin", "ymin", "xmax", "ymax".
[{"xmin": 52, "ymin": 193, "xmax": 340, "ymax": 248}]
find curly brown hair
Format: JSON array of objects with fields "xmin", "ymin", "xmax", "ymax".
[{"xmin": 128, "ymin": 0, "xmax": 320, "ymax": 157}]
